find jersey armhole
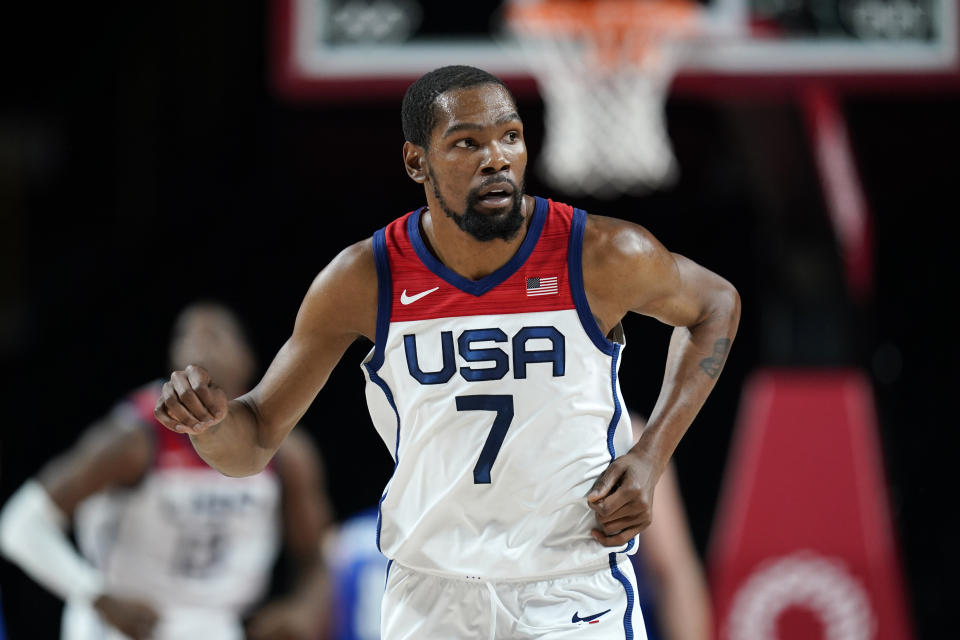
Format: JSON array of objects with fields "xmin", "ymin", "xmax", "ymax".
[
  {"xmin": 568, "ymin": 209, "xmax": 619, "ymax": 357},
  {"xmin": 367, "ymin": 227, "xmax": 392, "ymax": 373}
]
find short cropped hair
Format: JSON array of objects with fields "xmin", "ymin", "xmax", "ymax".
[{"xmin": 401, "ymin": 65, "xmax": 514, "ymax": 148}]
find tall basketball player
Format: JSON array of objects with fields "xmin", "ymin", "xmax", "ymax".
[
  {"xmin": 0, "ymin": 302, "xmax": 334, "ymax": 640},
  {"xmin": 152, "ymin": 66, "xmax": 740, "ymax": 639}
]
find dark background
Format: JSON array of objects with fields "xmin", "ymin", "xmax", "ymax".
[{"xmin": 1, "ymin": 2, "xmax": 956, "ymax": 638}]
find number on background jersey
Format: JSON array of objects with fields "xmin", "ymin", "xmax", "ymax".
[
  {"xmin": 455, "ymin": 395, "xmax": 514, "ymax": 484},
  {"xmin": 171, "ymin": 526, "xmax": 227, "ymax": 577}
]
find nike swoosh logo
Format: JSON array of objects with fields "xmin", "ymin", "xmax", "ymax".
[
  {"xmin": 571, "ymin": 609, "xmax": 611, "ymax": 623},
  {"xmin": 400, "ymin": 286, "xmax": 439, "ymax": 305}
]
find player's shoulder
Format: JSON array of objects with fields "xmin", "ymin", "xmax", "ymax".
[
  {"xmin": 49, "ymin": 390, "xmax": 156, "ymax": 485},
  {"xmin": 299, "ymin": 236, "xmax": 380, "ymax": 339},
  {"xmin": 123, "ymin": 380, "xmax": 164, "ymax": 413},
  {"xmin": 577, "ymin": 212, "xmax": 680, "ymax": 323},
  {"xmin": 331, "ymin": 236, "xmax": 376, "ymax": 273},
  {"xmin": 581, "ymin": 213, "xmax": 669, "ymax": 272},
  {"xmin": 303, "ymin": 237, "xmax": 377, "ymax": 301},
  {"xmin": 96, "ymin": 379, "xmax": 164, "ymax": 435},
  {"xmin": 330, "ymin": 236, "xmax": 377, "ymax": 278}
]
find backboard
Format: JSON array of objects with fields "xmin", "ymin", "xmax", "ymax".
[{"xmin": 272, "ymin": 0, "xmax": 960, "ymax": 101}]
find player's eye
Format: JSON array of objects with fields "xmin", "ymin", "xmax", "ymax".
[
  {"xmin": 455, "ymin": 138, "xmax": 476, "ymax": 149},
  {"xmin": 505, "ymin": 131, "xmax": 520, "ymax": 143}
]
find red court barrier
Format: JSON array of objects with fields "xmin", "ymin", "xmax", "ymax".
[{"xmin": 708, "ymin": 369, "xmax": 912, "ymax": 640}]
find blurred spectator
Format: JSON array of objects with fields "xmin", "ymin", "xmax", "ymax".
[
  {"xmin": 322, "ymin": 410, "xmax": 712, "ymax": 640},
  {"xmin": 0, "ymin": 302, "xmax": 334, "ymax": 640}
]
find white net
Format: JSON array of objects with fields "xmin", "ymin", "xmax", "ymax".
[{"xmin": 505, "ymin": 0, "xmax": 698, "ymax": 198}]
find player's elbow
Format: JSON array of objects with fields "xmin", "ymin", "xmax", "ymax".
[
  {"xmin": 216, "ymin": 466, "xmax": 264, "ymax": 479},
  {"xmin": 709, "ymin": 277, "xmax": 741, "ymax": 333},
  {"xmin": 0, "ymin": 482, "xmax": 57, "ymax": 561},
  {"xmin": 723, "ymin": 281, "xmax": 741, "ymax": 327},
  {"xmin": 195, "ymin": 446, "xmax": 272, "ymax": 478},
  {"xmin": 0, "ymin": 490, "xmax": 29, "ymax": 558},
  {"xmin": 0, "ymin": 501, "xmax": 19, "ymax": 560},
  {"xmin": 189, "ymin": 433, "xmax": 275, "ymax": 479}
]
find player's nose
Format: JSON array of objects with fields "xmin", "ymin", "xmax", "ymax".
[{"xmin": 479, "ymin": 141, "xmax": 510, "ymax": 174}]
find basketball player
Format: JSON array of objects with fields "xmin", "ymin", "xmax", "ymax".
[
  {"xmin": 153, "ymin": 66, "xmax": 741, "ymax": 639},
  {"xmin": 0, "ymin": 302, "xmax": 333, "ymax": 640}
]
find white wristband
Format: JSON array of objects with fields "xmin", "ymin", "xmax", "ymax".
[{"xmin": 0, "ymin": 481, "xmax": 105, "ymax": 603}]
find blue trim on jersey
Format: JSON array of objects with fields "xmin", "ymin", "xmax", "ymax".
[
  {"xmin": 606, "ymin": 343, "xmax": 623, "ymax": 459},
  {"xmin": 606, "ymin": 343, "xmax": 635, "ymax": 557},
  {"xmin": 368, "ymin": 227, "xmax": 392, "ymax": 372},
  {"xmin": 568, "ymin": 208, "xmax": 618, "ymax": 356},
  {"xmin": 366, "ymin": 227, "xmax": 401, "ymax": 551},
  {"xmin": 609, "ymin": 553, "xmax": 636, "ymax": 640},
  {"xmin": 364, "ymin": 367, "xmax": 400, "ymax": 552},
  {"xmin": 407, "ymin": 196, "xmax": 548, "ymax": 296},
  {"xmin": 384, "ymin": 558, "xmax": 394, "ymax": 591}
]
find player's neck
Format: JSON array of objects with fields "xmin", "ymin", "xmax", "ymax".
[{"xmin": 420, "ymin": 195, "xmax": 534, "ymax": 281}]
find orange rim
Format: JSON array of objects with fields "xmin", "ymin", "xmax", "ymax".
[
  {"xmin": 506, "ymin": 0, "xmax": 699, "ymax": 67},
  {"xmin": 506, "ymin": 0, "xmax": 698, "ymax": 33}
]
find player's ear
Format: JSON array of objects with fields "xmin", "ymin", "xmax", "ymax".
[{"xmin": 403, "ymin": 141, "xmax": 427, "ymax": 184}]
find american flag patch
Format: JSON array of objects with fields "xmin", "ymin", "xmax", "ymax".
[{"xmin": 526, "ymin": 275, "xmax": 558, "ymax": 297}]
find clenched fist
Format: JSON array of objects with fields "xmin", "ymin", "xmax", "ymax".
[
  {"xmin": 587, "ymin": 449, "xmax": 661, "ymax": 546},
  {"xmin": 154, "ymin": 364, "xmax": 228, "ymax": 435}
]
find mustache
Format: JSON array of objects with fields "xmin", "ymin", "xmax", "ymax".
[
  {"xmin": 480, "ymin": 175, "xmax": 517, "ymax": 189},
  {"xmin": 469, "ymin": 176, "xmax": 521, "ymax": 202}
]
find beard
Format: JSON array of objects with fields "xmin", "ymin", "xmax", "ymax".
[{"xmin": 429, "ymin": 169, "xmax": 526, "ymax": 242}]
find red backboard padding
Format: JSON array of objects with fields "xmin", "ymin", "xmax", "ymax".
[{"xmin": 708, "ymin": 369, "xmax": 912, "ymax": 640}]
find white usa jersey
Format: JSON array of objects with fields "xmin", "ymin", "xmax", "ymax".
[
  {"xmin": 362, "ymin": 196, "xmax": 636, "ymax": 581},
  {"xmin": 66, "ymin": 382, "xmax": 281, "ymax": 640}
]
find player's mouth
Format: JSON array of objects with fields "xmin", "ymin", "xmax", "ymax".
[{"xmin": 476, "ymin": 182, "xmax": 515, "ymax": 208}]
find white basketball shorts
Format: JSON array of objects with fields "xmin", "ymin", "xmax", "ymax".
[{"xmin": 381, "ymin": 557, "xmax": 646, "ymax": 640}]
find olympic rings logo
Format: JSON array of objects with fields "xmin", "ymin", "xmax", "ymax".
[{"xmin": 726, "ymin": 550, "xmax": 876, "ymax": 640}]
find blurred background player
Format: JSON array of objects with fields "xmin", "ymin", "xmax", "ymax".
[
  {"xmin": 322, "ymin": 410, "xmax": 713, "ymax": 640},
  {"xmin": 0, "ymin": 301, "xmax": 334, "ymax": 640}
]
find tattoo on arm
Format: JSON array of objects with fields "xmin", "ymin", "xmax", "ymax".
[{"xmin": 699, "ymin": 338, "xmax": 731, "ymax": 378}]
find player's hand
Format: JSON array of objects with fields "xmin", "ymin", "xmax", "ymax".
[
  {"xmin": 586, "ymin": 450, "xmax": 661, "ymax": 546},
  {"xmin": 245, "ymin": 597, "xmax": 326, "ymax": 640},
  {"xmin": 154, "ymin": 364, "xmax": 228, "ymax": 435},
  {"xmin": 93, "ymin": 593, "xmax": 159, "ymax": 640}
]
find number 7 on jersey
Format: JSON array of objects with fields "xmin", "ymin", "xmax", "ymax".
[{"xmin": 455, "ymin": 395, "xmax": 514, "ymax": 484}]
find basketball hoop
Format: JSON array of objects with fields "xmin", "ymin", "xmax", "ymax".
[{"xmin": 504, "ymin": 0, "xmax": 701, "ymax": 198}]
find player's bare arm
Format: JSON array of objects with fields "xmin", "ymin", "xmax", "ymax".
[
  {"xmin": 38, "ymin": 418, "xmax": 153, "ymax": 516},
  {"xmin": 0, "ymin": 417, "xmax": 160, "ymax": 639},
  {"xmin": 154, "ymin": 239, "xmax": 379, "ymax": 477},
  {"xmin": 582, "ymin": 214, "xmax": 741, "ymax": 546}
]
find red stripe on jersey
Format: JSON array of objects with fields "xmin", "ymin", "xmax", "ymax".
[{"xmin": 385, "ymin": 198, "xmax": 576, "ymax": 322}]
